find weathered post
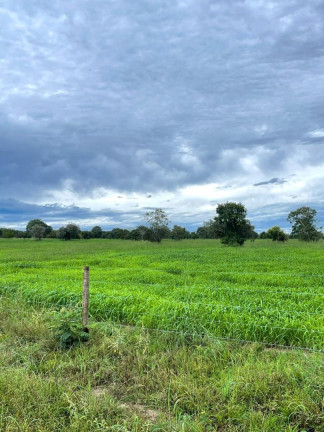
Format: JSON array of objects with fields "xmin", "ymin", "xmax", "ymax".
[{"xmin": 82, "ymin": 266, "xmax": 89, "ymax": 333}]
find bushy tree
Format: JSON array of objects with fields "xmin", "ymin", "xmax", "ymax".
[
  {"xmin": 57, "ymin": 227, "xmax": 69, "ymax": 240},
  {"xmin": 129, "ymin": 225, "xmax": 150, "ymax": 240},
  {"xmin": 171, "ymin": 225, "xmax": 190, "ymax": 240},
  {"xmin": 30, "ymin": 224, "xmax": 46, "ymax": 240},
  {"xmin": 196, "ymin": 219, "xmax": 225, "ymax": 239},
  {"xmin": 144, "ymin": 208, "xmax": 169, "ymax": 243},
  {"xmin": 266, "ymin": 226, "xmax": 288, "ymax": 242},
  {"xmin": 287, "ymin": 207, "xmax": 322, "ymax": 241},
  {"xmin": 249, "ymin": 231, "xmax": 259, "ymax": 241},
  {"xmin": 46, "ymin": 230, "xmax": 57, "ymax": 239},
  {"xmin": 57, "ymin": 224, "xmax": 81, "ymax": 240},
  {"xmin": 190, "ymin": 232, "xmax": 199, "ymax": 239},
  {"xmin": 107, "ymin": 228, "xmax": 130, "ymax": 239},
  {"xmin": 259, "ymin": 231, "xmax": 269, "ymax": 239},
  {"xmin": 82, "ymin": 230, "xmax": 92, "ymax": 239},
  {"xmin": 197, "ymin": 220, "xmax": 216, "ymax": 239},
  {"xmin": 137, "ymin": 225, "xmax": 150, "ymax": 240},
  {"xmin": 66, "ymin": 224, "xmax": 81, "ymax": 239},
  {"xmin": 196, "ymin": 226, "xmax": 209, "ymax": 239},
  {"xmin": 0, "ymin": 228, "xmax": 15, "ymax": 238},
  {"xmin": 14, "ymin": 230, "xmax": 27, "ymax": 238},
  {"xmin": 26, "ymin": 219, "xmax": 52, "ymax": 237},
  {"xmin": 91, "ymin": 226, "xmax": 103, "ymax": 238},
  {"xmin": 215, "ymin": 202, "xmax": 253, "ymax": 246}
]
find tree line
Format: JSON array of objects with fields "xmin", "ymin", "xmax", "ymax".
[{"xmin": 0, "ymin": 203, "xmax": 322, "ymax": 245}]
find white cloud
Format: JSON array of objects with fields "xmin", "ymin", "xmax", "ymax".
[
  {"xmin": 254, "ymin": 124, "xmax": 268, "ymax": 135},
  {"xmin": 308, "ymin": 129, "xmax": 324, "ymax": 138}
]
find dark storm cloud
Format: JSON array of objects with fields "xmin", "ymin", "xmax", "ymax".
[
  {"xmin": 0, "ymin": 0, "xmax": 324, "ymax": 202},
  {"xmin": 254, "ymin": 177, "xmax": 287, "ymax": 186}
]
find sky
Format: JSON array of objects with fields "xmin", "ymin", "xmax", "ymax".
[{"xmin": 1, "ymin": 0, "xmax": 324, "ymax": 232}]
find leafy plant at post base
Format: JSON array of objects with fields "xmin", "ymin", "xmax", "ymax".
[{"xmin": 50, "ymin": 308, "xmax": 89, "ymax": 349}]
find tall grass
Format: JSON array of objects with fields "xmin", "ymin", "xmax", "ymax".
[
  {"xmin": 0, "ymin": 296, "xmax": 323, "ymax": 432},
  {"xmin": 0, "ymin": 238, "xmax": 323, "ymax": 350}
]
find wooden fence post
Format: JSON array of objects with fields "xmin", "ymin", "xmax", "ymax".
[{"xmin": 82, "ymin": 266, "xmax": 89, "ymax": 333}]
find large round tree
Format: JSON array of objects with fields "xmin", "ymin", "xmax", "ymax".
[
  {"xmin": 287, "ymin": 207, "xmax": 322, "ymax": 241},
  {"xmin": 215, "ymin": 202, "xmax": 254, "ymax": 246},
  {"xmin": 26, "ymin": 219, "xmax": 52, "ymax": 237}
]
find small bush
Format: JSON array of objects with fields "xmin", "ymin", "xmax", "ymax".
[{"xmin": 51, "ymin": 308, "xmax": 89, "ymax": 349}]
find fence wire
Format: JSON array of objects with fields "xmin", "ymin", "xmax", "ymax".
[
  {"xmin": 1, "ymin": 262, "xmax": 323, "ymax": 354},
  {"xmin": 91, "ymin": 320, "xmax": 324, "ymax": 354},
  {"xmin": 0, "ymin": 303, "xmax": 322, "ymax": 335}
]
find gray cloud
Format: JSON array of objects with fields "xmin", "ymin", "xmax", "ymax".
[
  {"xmin": 0, "ymin": 0, "xmax": 324, "ymax": 226},
  {"xmin": 0, "ymin": 199, "xmax": 144, "ymax": 229},
  {"xmin": 254, "ymin": 177, "xmax": 287, "ymax": 187}
]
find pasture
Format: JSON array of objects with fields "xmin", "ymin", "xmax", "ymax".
[
  {"xmin": 0, "ymin": 238, "xmax": 323, "ymax": 351},
  {"xmin": 1, "ymin": 238, "xmax": 324, "ymax": 431}
]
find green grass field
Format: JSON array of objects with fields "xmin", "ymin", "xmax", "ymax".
[
  {"xmin": 0, "ymin": 238, "xmax": 324, "ymax": 431},
  {"xmin": 0, "ymin": 238, "xmax": 323, "ymax": 350},
  {"xmin": 0, "ymin": 297, "xmax": 323, "ymax": 432}
]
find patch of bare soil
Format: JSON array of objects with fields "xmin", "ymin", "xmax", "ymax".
[
  {"xmin": 120, "ymin": 403, "xmax": 160, "ymax": 421},
  {"xmin": 91, "ymin": 386, "xmax": 161, "ymax": 421}
]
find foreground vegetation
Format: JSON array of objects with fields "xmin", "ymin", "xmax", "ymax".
[
  {"xmin": 0, "ymin": 239, "xmax": 323, "ymax": 351},
  {"xmin": 0, "ymin": 296, "xmax": 323, "ymax": 432}
]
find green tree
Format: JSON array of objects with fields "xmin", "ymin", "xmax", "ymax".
[
  {"xmin": 82, "ymin": 230, "xmax": 92, "ymax": 239},
  {"xmin": 190, "ymin": 231, "xmax": 199, "ymax": 239},
  {"xmin": 26, "ymin": 219, "xmax": 52, "ymax": 237},
  {"xmin": 171, "ymin": 225, "xmax": 190, "ymax": 240},
  {"xmin": 30, "ymin": 224, "xmax": 46, "ymax": 240},
  {"xmin": 57, "ymin": 227, "xmax": 69, "ymax": 240},
  {"xmin": 144, "ymin": 208, "xmax": 169, "ymax": 243},
  {"xmin": 91, "ymin": 226, "xmax": 103, "ymax": 238},
  {"xmin": 196, "ymin": 219, "xmax": 225, "ymax": 239},
  {"xmin": 14, "ymin": 230, "xmax": 27, "ymax": 238},
  {"xmin": 136, "ymin": 225, "xmax": 150, "ymax": 240},
  {"xmin": 266, "ymin": 226, "xmax": 288, "ymax": 242},
  {"xmin": 57, "ymin": 224, "xmax": 81, "ymax": 240},
  {"xmin": 129, "ymin": 226, "xmax": 150, "ymax": 241},
  {"xmin": 0, "ymin": 228, "xmax": 15, "ymax": 238},
  {"xmin": 259, "ymin": 231, "xmax": 269, "ymax": 239},
  {"xmin": 249, "ymin": 230, "xmax": 259, "ymax": 241},
  {"xmin": 287, "ymin": 207, "xmax": 322, "ymax": 241},
  {"xmin": 66, "ymin": 224, "xmax": 81, "ymax": 239},
  {"xmin": 196, "ymin": 226, "xmax": 209, "ymax": 239},
  {"xmin": 46, "ymin": 230, "xmax": 57, "ymax": 239},
  {"xmin": 107, "ymin": 228, "xmax": 130, "ymax": 239},
  {"xmin": 215, "ymin": 202, "xmax": 253, "ymax": 246}
]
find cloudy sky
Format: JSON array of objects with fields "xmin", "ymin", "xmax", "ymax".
[{"xmin": 1, "ymin": 0, "xmax": 324, "ymax": 232}]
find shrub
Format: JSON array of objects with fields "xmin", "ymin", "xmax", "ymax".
[
  {"xmin": 266, "ymin": 226, "xmax": 288, "ymax": 242},
  {"xmin": 50, "ymin": 308, "xmax": 89, "ymax": 349}
]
